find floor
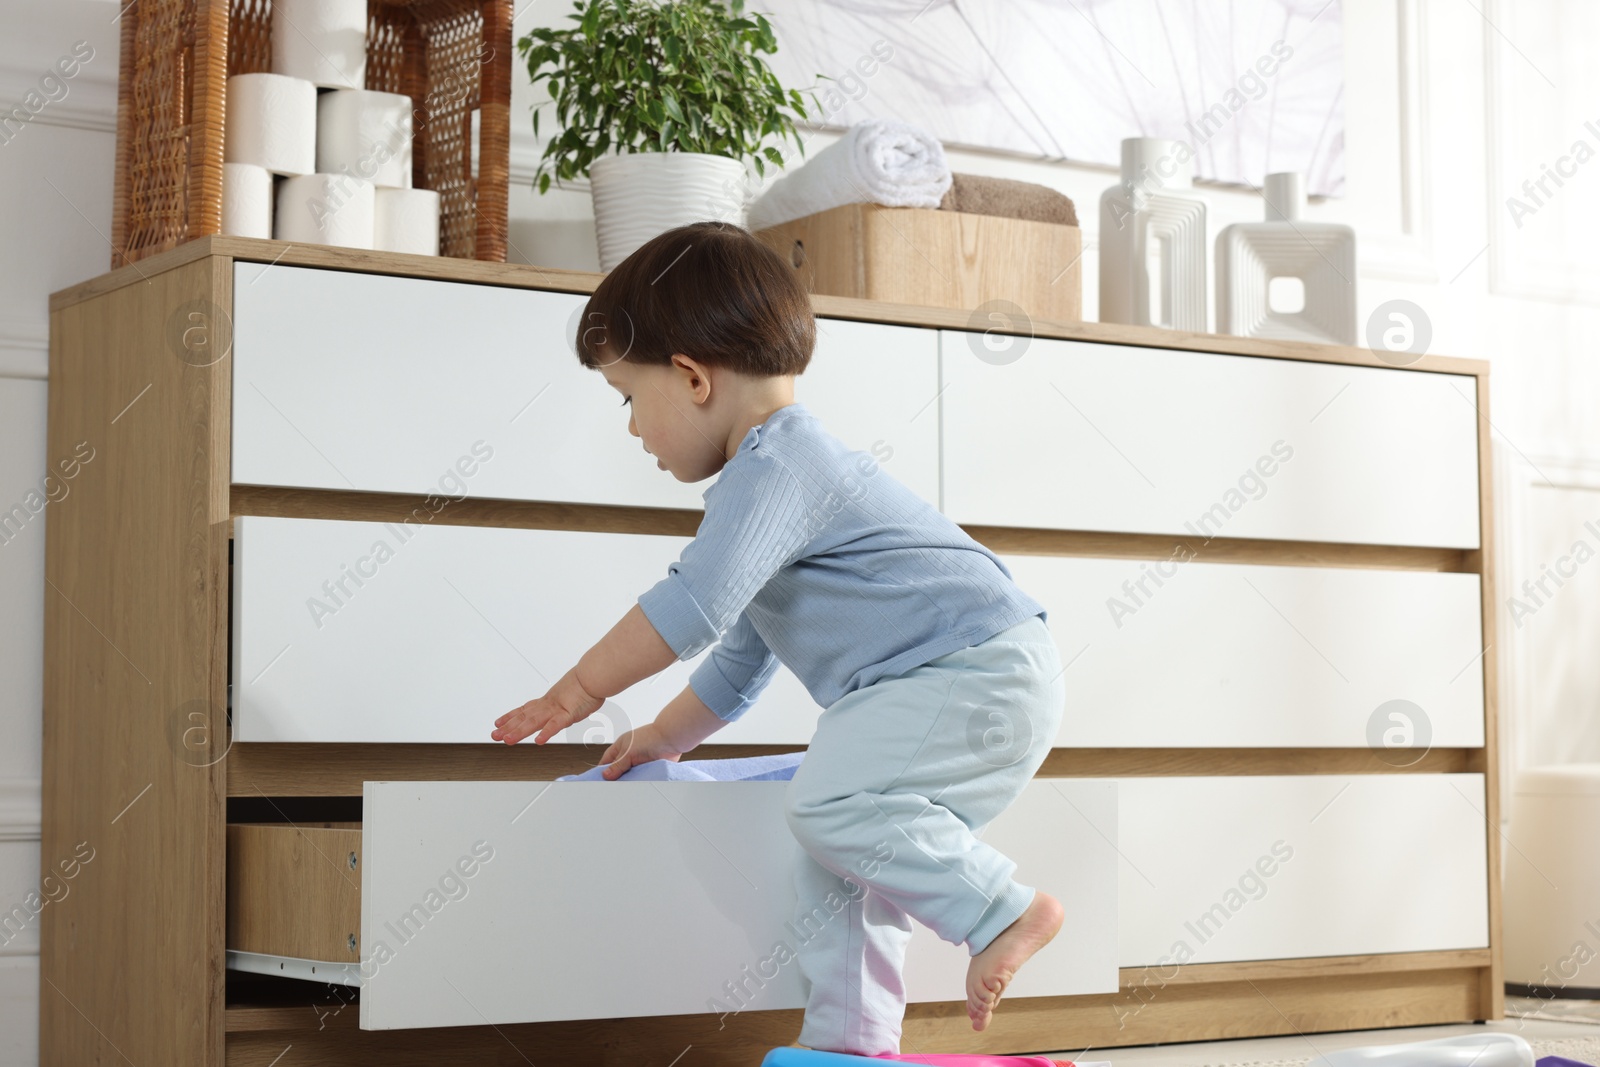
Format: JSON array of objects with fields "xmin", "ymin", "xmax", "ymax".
[{"xmin": 1040, "ymin": 1012, "xmax": 1600, "ymax": 1067}]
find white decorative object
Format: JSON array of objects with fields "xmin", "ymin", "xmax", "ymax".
[
  {"xmin": 275, "ymin": 173, "xmax": 375, "ymax": 249},
  {"xmin": 373, "ymin": 188, "xmax": 440, "ymax": 255},
  {"xmin": 745, "ymin": 118, "xmax": 952, "ymax": 230},
  {"xmin": 270, "ymin": 0, "xmax": 366, "ymax": 89},
  {"xmin": 316, "ymin": 89, "xmax": 414, "ymax": 189},
  {"xmin": 223, "ymin": 73, "xmax": 315, "ymax": 176},
  {"xmin": 587, "ymin": 151, "xmax": 747, "ymax": 272},
  {"xmin": 1098, "ymin": 137, "xmax": 1208, "ymax": 331},
  {"xmin": 221, "ymin": 163, "xmax": 273, "ymax": 238},
  {"xmin": 1216, "ymin": 171, "xmax": 1357, "ymax": 344}
]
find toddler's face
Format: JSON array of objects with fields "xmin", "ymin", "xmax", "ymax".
[{"xmin": 596, "ymin": 350, "xmax": 726, "ymax": 483}]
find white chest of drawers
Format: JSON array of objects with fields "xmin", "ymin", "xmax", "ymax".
[{"xmin": 43, "ymin": 238, "xmax": 1502, "ymax": 1066}]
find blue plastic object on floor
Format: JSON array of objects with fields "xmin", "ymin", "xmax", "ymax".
[
  {"xmin": 761, "ymin": 1051, "xmax": 883, "ymax": 1066},
  {"xmin": 1537, "ymin": 1057, "xmax": 1598, "ymax": 1067}
]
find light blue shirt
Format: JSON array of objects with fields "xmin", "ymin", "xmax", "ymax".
[{"xmin": 636, "ymin": 401, "xmax": 1048, "ymax": 721}]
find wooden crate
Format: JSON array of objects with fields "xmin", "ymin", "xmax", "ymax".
[
  {"xmin": 110, "ymin": 0, "xmax": 511, "ymax": 267},
  {"xmin": 754, "ymin": 202, "xmax": 1083, "ymax": 323}
]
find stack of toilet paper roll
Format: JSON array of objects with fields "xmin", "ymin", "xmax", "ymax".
[{"xmin": 220, "ymin": 0, "xmax": 441, "ymax": 256}]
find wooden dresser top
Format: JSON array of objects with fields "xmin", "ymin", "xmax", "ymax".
[{"xmin": 49, "ymin": 235, "xmax": 1487, "ymax": 377}]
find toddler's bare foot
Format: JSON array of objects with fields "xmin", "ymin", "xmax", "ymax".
[{"xmin": 965, "ymin": 890, "xmax": 1063, "ymax": 1032}]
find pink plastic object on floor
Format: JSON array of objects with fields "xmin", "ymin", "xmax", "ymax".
[
  {"xmin": 759, "ymin": 1046, "xmax": 1098, "ymax": 1067},
  {"xmin": 874, "ymin": 1055, "xmax": 1078, "ymax": 1067}
]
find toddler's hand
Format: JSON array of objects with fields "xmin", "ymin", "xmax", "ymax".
[
  {"xmin": 492, "ymin": 679, "xmax": 600, "ymax": 745},
  {"xmin": 597, "ymin": 723, "xmax": 684, "ymax": 780}
]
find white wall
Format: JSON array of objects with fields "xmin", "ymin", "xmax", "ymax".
[
  {"xmin": 0, "ymin": 3, "xmax": 119, "ymax": 1061},
  {"xmin": 1, "ymin": 0, "xmax": 1597, "ymax": 1060}
]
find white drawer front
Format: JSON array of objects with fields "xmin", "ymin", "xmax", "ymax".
[
  {"xmin": 231, "ymin": 264, "xmax": 940, "ymax": 509},
  {"xmin": 1002, "ymin": 555, "xmax": 1485, "ymax": 748},
  {"xmin": 358, "ymin": 778, "xmax": 1118, "ymax": 1029},
  {"xmin": 232, "ymin": 515, "xmax": 824, "ymax": 744},
  {"xmin": 798, "ymin": 314, "xmax": 941, "ymax": 506},
  {"xmin": 1117, "ymin": 774, "xmax": 1489, "ymax": 967},
  {"xmin": 940, "ymin": 332, "xmax": 1481, "ymax": 548}
]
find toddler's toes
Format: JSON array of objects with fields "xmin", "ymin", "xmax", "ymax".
[
  {"xmin": 962, "ymin": 891, "xmax": 1064, "ymax": 1032},
  {"xmin": 966, "ymin": 973, "xmax": 1006, "ymax": 1031}
]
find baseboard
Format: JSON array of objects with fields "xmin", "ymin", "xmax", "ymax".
[{"xmin": 0, "ymin": 779, "xmax": 40, "ymax": 843}]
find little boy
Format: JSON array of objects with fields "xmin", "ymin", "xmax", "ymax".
[{"xmin": 491, "ymin": 221, "xmax": 1067, "ymax": 1055}]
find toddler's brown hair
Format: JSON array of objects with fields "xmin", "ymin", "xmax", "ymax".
[{"xmin": 575, "ymin": 220, "xmax": 815, "ymax": 377}]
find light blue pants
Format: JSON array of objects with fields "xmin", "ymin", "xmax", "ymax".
[{"xmin": 783, "ymin": 614, "xmax": 1066, "ymax": 1055}]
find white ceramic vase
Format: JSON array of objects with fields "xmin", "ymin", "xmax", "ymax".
[
  {"xmin": 1098, "ymin": 137, "xmax": 1209, "ymax": 332},
  {"xmin": 1215, "ymin": 171, "xmax": 1357, "ymax": 345},
  {"xmin": 588, "ymin": 151, "xmax": 749, "ymax": 272}
]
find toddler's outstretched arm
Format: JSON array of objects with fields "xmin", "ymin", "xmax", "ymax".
[
  {"xmin": 490, "ymin": 603, "xmax": 674, "ymax": 745},
  {"xmin": 595, "ymin": 683, "xmax": 729, "ymax": 779}
]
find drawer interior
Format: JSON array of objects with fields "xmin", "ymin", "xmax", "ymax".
[{"xmin": 226, "ymin": 795, "xmax": 367, "ymax": 988}]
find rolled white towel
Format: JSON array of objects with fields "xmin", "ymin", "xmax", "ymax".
[{"xmin": 746, "ymin": 118, "xmax": 952, "ymax": 230}]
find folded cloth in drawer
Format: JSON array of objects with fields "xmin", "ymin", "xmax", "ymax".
[
  {"xmin": 556, "ymin": 751, "xmax": 805, "ymax": 782},
  {"xmin": 937, "ymin": 172, "xmax": 1079, "ymax": 227}
]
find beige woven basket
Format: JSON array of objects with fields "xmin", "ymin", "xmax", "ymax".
[{"xmin": 110, "ymin": 0, "xmax": 511, "ymax": 266}]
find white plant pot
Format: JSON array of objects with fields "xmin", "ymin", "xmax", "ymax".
[{"xmin": 588, "ymin": 151, "xmax": 749, "ymax": 272}]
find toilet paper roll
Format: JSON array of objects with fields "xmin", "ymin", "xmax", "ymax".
[
  {"xmin": 374, "ymin": 188, "xmax": 440, "ymax": 256},
  {"xmin": 224, "ymin": 73, "xmax": 316, "ymax": 175},
  {"xmin": 317, "ymin": 89, "xmax": 414, "ymax": 189},
  {"xmin": 222, "ymin": 163, "xmax": 274, "ymax": 238},
  {"xmin": 275, "ymin": 173, "xmax": 375, "ymax": 249},
  {"xmin": 271, "ymin": 0, "xmax": 366, "ymax": 88},
  {"xmin": 469, "ymin": 108, "xmax": 480, "ymax": 180}
]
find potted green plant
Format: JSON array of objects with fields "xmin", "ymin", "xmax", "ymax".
[{"xmin": 517, "ymin": 0, "xmax": 815, "ymax": 270}]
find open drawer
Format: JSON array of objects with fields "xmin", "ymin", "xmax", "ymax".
[
  {"xmin": 227, "ymin": 821, "xmax": 365, "ymax": 987},
  {"xmin": 226, "ymin": 778, "xmax": 1119, "ymax": 1030}
]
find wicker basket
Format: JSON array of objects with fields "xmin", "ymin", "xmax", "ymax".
[{"xmin": 110, "ymin": 0, "xmax": 511, "ymax": 267}]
